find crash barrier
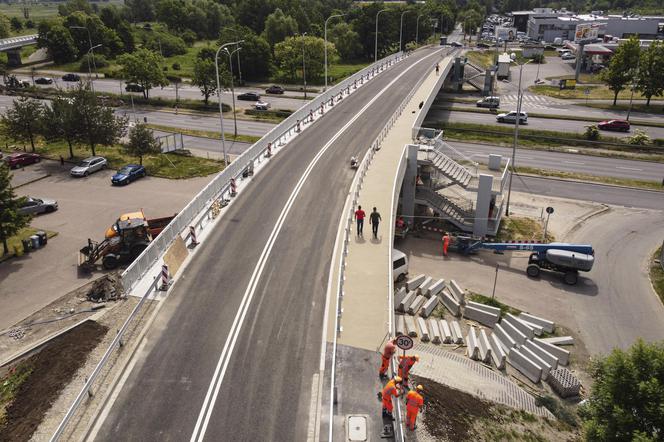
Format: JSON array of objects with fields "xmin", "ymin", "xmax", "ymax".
[{"xmin": 51, "ymin": 51, "xmax": 407, "ymax": 442}]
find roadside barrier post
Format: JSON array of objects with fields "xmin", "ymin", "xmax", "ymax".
[
  {"xmin": 159, "ymin": 264, "xmax": 170, "ymax": 291},
  {"xmin": 189, "ymin": 225, "xmax": 199, "ymax": 247},
  {"xmin": 266, "ymin": 142, "xmax": 272, "ymax": 158},
  {"xmin": 230, "ymin": 178, "xmax": 237, "ymax": 197}
]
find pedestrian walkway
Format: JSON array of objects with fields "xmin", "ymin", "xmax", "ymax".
[{"xmin": 501, "ymin": 93, "xmax": 562, "ymax": 110}]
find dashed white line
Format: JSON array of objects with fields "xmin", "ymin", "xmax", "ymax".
[
  {"xmin": 564, "ymin": 161, "xmax": 586, "ymax": 165},
  {"xmin": 615, "ymin": 166, "xmax": 643, "ymax": 171}
]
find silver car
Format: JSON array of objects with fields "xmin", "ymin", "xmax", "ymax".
[
  {"xmin": 496, "ymin": 111, "xmax": 528, "ymax": 124},
  {"xmin": 70, "ymin": 156, "xmax": 108, "ymax": 177},
  {"xmin": 18, "ymin": 197, "xmax": 58, "ymax": 215}
]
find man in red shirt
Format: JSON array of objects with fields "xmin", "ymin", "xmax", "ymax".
[
  {"xmin": 379, "ymin": 339, "xmax": 396, "ymax": 378},
  {"xmin": 354, "ymin": 205, "xmax": 365, "ymax": 236}
]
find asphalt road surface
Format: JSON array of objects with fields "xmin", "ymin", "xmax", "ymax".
[{"xmin": 94, "ymin": 47, "xmax": 446, "ymax": 441}]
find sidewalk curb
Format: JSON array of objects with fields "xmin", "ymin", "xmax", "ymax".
[
  {"xmin": 13, "ymin": 173, "xmax": 51, "ymax": 188},
  {"xmin": 515, "ymin": 172, "xmax": 664, "ymax": 193},
  {"xmin": 564, "ymin": 204, "xmax": 611, "ymax": 237}
]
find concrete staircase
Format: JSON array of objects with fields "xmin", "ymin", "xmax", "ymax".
[
  {"xmin": 463, "ymin": 61, "xmax": 485, "ymax": 91},
  {"xmin": 429, "ymin": 150, "xmax": 474, "ymax": 188},
  {"xmin": 415, "ymin": 186, "xmax": 474, "ymax": 232}
]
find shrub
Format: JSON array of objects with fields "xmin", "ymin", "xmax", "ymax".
[
  {"xmin": 171, "ymin": 62, "xmax": 181, "ymax": 71},
  {"xmin": 584, "ymin": 125, "xmax": 600, "ymax": 141},
  {"xmin": 180, "ymin": 30, "xmax": 197, "ymax": 46},
  {"xmin": 79, "ymin": 53, "xmax": 109, "ymax": 72},
  {"xmin": 146, "ymin": 33, "xmax": 186, "ymax": 57},
  {"xmin": 628, "ymin": 129, "xmax": 651, "ymax": 146}
]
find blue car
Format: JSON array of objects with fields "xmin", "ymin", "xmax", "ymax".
[{"xmin": 111, "ymin": 164, "xmax": 146, "ymax": 185}]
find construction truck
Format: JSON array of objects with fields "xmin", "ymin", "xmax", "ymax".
[
  {"xmin": 79, "ymin": 211, "xmax": 175, "ymax": 271},
  {"xmin": 452, "ymin": 236, "xmax": 595, "ymax": 285}
]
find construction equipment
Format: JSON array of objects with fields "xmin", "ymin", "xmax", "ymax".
[
  {"xmin": 453, "ymin": 236, "xmax": 595, "ymax": 285},
  {"xmin": 79, "ymin": 211, "xmax": 175, "ymax": 271}
]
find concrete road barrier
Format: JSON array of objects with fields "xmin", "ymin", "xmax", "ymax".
[
  {"xmin": 493, "ymin": 324, "xmax": 517, "ymax": 351},
  {"xmin": 398, "ymin": 290, "xmax": 418, "ymax": 313},
  {"xmin": 519, "ymin": 312, "xmax": 555, "ymax": 334},
  {"xmin": 504, "ymin": 313, "xmax": 535, "ymax": 340},
  {"xmin": 489, "ymin": 333, "xmax": 507, "ymax": 369},
  {"xmin": 417, "ymin": 317, "xmax": 430, "ymax": 342},
  {"xmin": 439, "ymin": 319, "xmax": 452, "ymax": 344},
  {"xmin": 523, "ymin": 340, "xmax": 559, "ymax": 370},
  {"xmin": 419, "ymin": 276, "xmax": 433, "ymax": 297},
  {"xmin": 429, "ymin": 319, "xmax": 442, "ymax": 344},
  {"xmin": 451, "ymin": 320, "xmax": 464, "ymax": 344},
  {"xmin": 520, "ymin": 320, "xmax": 544, "ymax": 336},
  {"xmin": 541, "ymin": 336, "xmax": 574, "ymax": 346},
  {"xmin": 465, "ymin": 300, "xmax": 501, "ymax": 317},
  {"xmin": 408, "ymin": 295, "xmax": 426, "ymax": 315},
  {"xmin": 427, "ymin": 279, "xmax": 445, "ymax": 297},
  {"xmin": 396, "ymin": 315, "xmax": 406, "ymax": 336},
  {"xmin": 405, "ymin": 316, "xmax": 418, "ymax": 337},
  {"xmin": 420, "ymin": 296, "xmax": 439, "ymax": 318},
  {"xmin": 520, "ymin": 345, "xmax": 552, "ymax": 380},
  {"xmin": 449, "ymin": 280, "xmax": 465, "ymax": 304},
  {"xmin": 406, "ymin": 274, "xmax": 426, "ymax": 291},
  {"xmin": 466, "ymin": 326, "xmax": 480, "ymax": 360},
  {"xmin": 394, "ymin": 287, "xmax": 407, "ymax": 309},
  {"xmin": 548, "ymin": 367, "xmax": 581, "ymax": 398},
  {"xmin": 534, "ymin": 338, "xmax": 570, "ymax": 365},
  {"xmin": 478, "ymin": 329, "xmax": 492, "ymax": 363},
  {"xmin": 463, "ymin": 305, "xmax": 499, "ymax": 327},
  {"xmin": 441, "ymin": 290, "xmax": 461, "ymax": 316},
  {"xmin": 508, "ymin": 347, "xmax": 543, "ymax": 383},
  {"xmin": 501, "ymin": 318, "xmax": 528, "ymax": 345}
]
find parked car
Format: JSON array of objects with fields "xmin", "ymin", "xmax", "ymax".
[
  {"xmin": 111, "ymin": 164, "xmax": 146, "ymax": 185},
  {"xmin": 476, "ymin": 96, "xmax": 500, "ymax": 108},
  {"xmin": 496, "ymin": 111, "xmax": 528, "ymax": 124},
  {"xmin": 476, "ymin": 42, "xmax": 490, "ymax": 48},
  {"xmin": 450, "ymin": 41, "xmax": 463, "ymax": 47},
  {"xmin": 254, "ymin": 100, "xmax": 271, "ymax": 110},
  {"xmin": 557, "ymin": 48, "xmax": 572, "ymax": 56},
  {"xmin": 561, "ymin": 52, "xmax": 576, "ymax": 60},
  {"xmin": 62, "ymin": 73, "xmax": 81, "ymax": 82},
  {"xmin": 125, "ymin": 83, "xmax": 144, "ymax": 92},
  {"xmin": 238, "ymin": 91, "xmax": 261, "ymax": 101},
  {"xmin": 265, "ymin": 85, "xmax": 285, "ymax": 94},
  {"xmin": 4, "ymin": 152, "xmax": 41, "ymax": 169},
  {"xmin": 70, "ymin": 156, "xmax": 108, "ymax": 177},
  {"xmin": 18, "ymin": 197, "xmax": 58, "ymax": 215},
  {"xmin": 35, "ymin": 77, "xmax": 53, "ymax": 85},
  {"xmin": 598, "ymin": 119, "xmax": 630, "ymax": 132}
]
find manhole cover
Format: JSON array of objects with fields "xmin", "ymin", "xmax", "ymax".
[{"xmin": 347, "ymin": 415, "xmax": 367, "ymax": 441}]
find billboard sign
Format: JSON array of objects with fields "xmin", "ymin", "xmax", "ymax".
[
  {"xmin": 574, "ymin": 23, "xmax": 600, "ymax": 42},
  {"xmin": 495, "ymin": 27, "xmax": 516, "ymax": 41}
]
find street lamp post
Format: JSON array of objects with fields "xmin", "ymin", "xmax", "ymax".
[
  {"xmin": 83, "ymin": 44, "xmax": 102, "ymax": 94},
  {"xmin": 69, "ymin": 26, "xmax": 98, "ymax": 79},
  {"xmin": 375, "ymin": 8, "xmax": 388, "ymax": 63},
  {"xmin": 415, "ymin": 15, "xmax": 422, "ymax": 45},
  {"xmin": 626, "ymin": 59, "xmax": 640, "ymax": 121},
  {"xmin": 399, "ymin": 10, "xmax": 411, "ymax": 53},
  {"xmin": 215, "ymin": 40, "xmax": 243, "ymax": 165},
  {"xmin": 224, "ymin": 46, "xmax": 241, "ymax": 138},
  {"xmin": 505, "ymin": 58, "xmax": 532, "ymax": 217},
  {"xmin": 324, "ymin": 13, "xmax": 346, "ymax": 91},
  {"xmin": 301, "ymin": 32, "xmax": 307, "ymax": 99}
]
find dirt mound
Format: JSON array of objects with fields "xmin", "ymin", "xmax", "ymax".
[
  {"xmin": 87, "ymin": 273, "xmax": 124, "ymax": 302},
  {"xmin": 414, "ymin": 375, "xmax": 493, "ymax": 441},
  {"xmin": 0, "ymin": 320, "xmax": 108, "ymax": 442}
]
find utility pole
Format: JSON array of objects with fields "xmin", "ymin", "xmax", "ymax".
[
  {"xmin": 399, "ymin": 10, "xmax": 411, "ymax": 53},
  {"xmin": 301, "ymin": 32, "xmax": 307, "ymax": 99},
  {"xmin": 324, "ymin": 13, "xmax": 345, "ymax": 91},
  {"xmin": 375, "ymin": 8, "xmax": 389, "ymax": 63},
  {"xmin": 224, "ymin": 46, "xmax": 241, "ymax": 138},
  {"xmin": 215, "ymin": 40, "xmax": 243, "ymax": 165}
]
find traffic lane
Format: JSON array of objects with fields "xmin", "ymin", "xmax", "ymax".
[
  {"xmin": 202, "ymin": 53, "xmax": 440, "ymax": 440},
  {"xmin": 450, "ymin": 141, "xmax": 664, "ymax": 181},
  {"xmin": 94, "ymin": 49, "xmax": 438, "ymax": 441},
  {"xmin": 513, "ymin": 174, "xmax": 664, "ymax": 210},
  {"xmin": 428, "ymin": 108, "xmax": 664, "ymax": 139}
]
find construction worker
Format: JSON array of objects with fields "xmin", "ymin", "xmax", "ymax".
[
  {"xmin": 442, "ymin": 232, "xmax": 451, "ymax": 256},
  {"xmin": 379, "ymin": 339, "xmax": 396, "ymax": 378},
  {"xmin": 405, "ymin": 385, "xmax": 425, "ymax": 431},
  {"xmin": 381, "ymin": 376, "xmax": 402, "ymax": 419},
  {"xmin": 398, "ymin": 354, "xmax": 419, "ymax": 387}
]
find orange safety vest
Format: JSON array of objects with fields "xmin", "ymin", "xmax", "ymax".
[
  {"xmin": 399, "ymin": 356, "xmax": 416, "ymax": 374},
  {"xmin": 382, "ymin": 379, "xmax": 401, "ymax": 398},
  {"xmin": 405, "ymin": 390, "xmax": 424, "ymax": 411}
]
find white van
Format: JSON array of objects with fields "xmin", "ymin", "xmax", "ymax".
[{"xmin": 393, "ymin": 249, "xmax": 409, "ymax": 282}]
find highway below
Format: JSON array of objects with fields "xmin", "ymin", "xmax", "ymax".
[{"xmin": 93, "ymin": 48, "xmax": 446, "ymax": 441}]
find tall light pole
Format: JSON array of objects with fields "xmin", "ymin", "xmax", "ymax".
[
  {"xmin": 399, "ymin": 10, "xmax": 412, "ymax": 52},
  {"xmin": 215, "ymin": 40, "xmax": 243, "ymax": 165},
  {"xmin": 505, "ymin": 58, "xmax": 532, "ymax": 217},
  {"xmin": 375, "ymin": 8, "xmax": 389, "ymax": 63},
  {"xmin": 301, "ymin": 32, "xmax": 307, "ymax": 99},
  {"xmin": 415, "ymin": 15, "xmax": 422, "ymax": 45},
  {"xmin": 69, "ymin": 25, "xmax": 98, "ymax": 79},
  {"xmin": 224, "ymin": 46, "xmax": 241, "ymax": 138},
  {"xmin": 626, "ymin": 59, "xmax": 640, "ymax": 121},
  {"xmin": 324, "ymin": 13, "xmax": 346, "ymax": 91}
]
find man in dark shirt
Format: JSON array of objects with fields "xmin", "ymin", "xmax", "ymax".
[
  {"xmin": 354, "ymin": 205, "xmax": 365, "ymax": 236},
  {"xmin": 370, "ymin": 207, "xmax": 381, "ymax": 239}
]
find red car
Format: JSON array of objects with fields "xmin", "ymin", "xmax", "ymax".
[
  {"xmin": 597, "ymin": 119, "xmax": 630, "ymax": 132},
  {"xmin": 4, "ymin": 152, "xmax": 41, "ymax": 169}
]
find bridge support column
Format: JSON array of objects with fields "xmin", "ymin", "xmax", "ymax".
[
  {"xmin": 7, "ymin": 48, "xmax": 22, "ymax": 67},
  {"xmin": 400, "ymin": 144, "xmax": 418, "ymax": 228},
  {"xmin": 473, "ymin": 174, "xmax": 493, "ymax": 237}
]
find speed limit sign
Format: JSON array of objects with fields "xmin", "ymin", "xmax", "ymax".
[{"xmin": 396, "ymin": 335, "xmax": 414, "ymax": 351}]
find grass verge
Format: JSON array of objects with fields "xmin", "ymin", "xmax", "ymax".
[
  {"xmin": 146, "ymin": 124, "xmax": 261, "ymax": 144},
  {"xmin": 495, "ymin": 216, "xmax": 554, "ymax": 242},
  {"xmin": 579, "ymin": 101, "xmax": 664, "ymax": 116},
  {"xmin": 326, "ymin": 62, "xmax": 371, "ymax": 84},
  {"xmin": 468, "ymin": 292, "xmax": 521, "ymax": 316},
  {"xmin": 650, "ymin": 246, "xmax": 664, "ymax": 304},
  {"xmin": 516, "ymin": 166, "xmax": 664, "ymax": 191},
  {"xmin": 0, "ymin": 227, "xmax": 58, "ymax": 261},
  {"xmin": 243, "ymin": 108, "xmax": 292, "ymax": 123},
  {"xmin": 529, "ymin": 84, "xmax": 652, "ymax": 101},
  {"xmin": 0, "ymin": 361, "xmax": 33, "ymax": 428}
]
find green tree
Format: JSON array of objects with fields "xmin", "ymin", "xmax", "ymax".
[
  {"xmin": 636, "ymin": 41, "xmax": 664, "ymax": 106},
  {"xmin": 43, "ymin": 94, "xmax": 80, "ymax": 159},
  {"xmin": 264, "ymin": 8, "xmax": 298, "ymax": 49},
  {"xmin": 601, "ymin": 36, "xmax": 641, "ymax": 106},
  {"xmin": 0, "ymin": 164, "xmax": 31, "ymax": 255},
  {"xmin": 581, "ymin": 339, "xmax": 664, "ymax": 441},
  {"xmin": 124, "ymin": 123, "xmax": 161, "ymax": 165},
  {"xmin": 0, "ymin": 14, "xmax": 12, "ymax": 39},
  {"xmin": 328, "ymin": 22, "xmax": 361, "ymax": 61},
  {"xmin": 57, "ymin": 0, "xmax": 93, "ymax": 16},
  {"xmin": 64, "ymin": 12, "xmax": 124, "ymax": 58},
  {"xmin": 145, "ymin": 31, "xmax": 187, "ymax": 57},
  {"xmin": 70, "ymin": 85, "xmax": 127, "ymax": 156},
  {"xmin": 37, "ymin": 22, "xmax": 78, "ymax": 64},
  {"xmin": 274, "ymin": 35, "xmax": 337, "ymax": 81},
  {"xmin": 219, "ymin": 26, "xmax": 272, "ymax": 79},
  {"xmin": 1, "ymin": 97, "xmax": 44, "ymax": 152},
  {"xmin": 118, "ymin": 48, "xmax": 168, "ymax": 99},
  {"xmin": 192, "ymin": 58, "xmax": 229, "ymax": 105},
  {"xmin": 10, "ymin": 16, "xmax": 23, "ymax": 32}
]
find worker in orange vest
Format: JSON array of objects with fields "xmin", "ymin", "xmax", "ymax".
[
  {"xmin": 381, "ymin": 376, "xmax": 403, "ymax": 419},
  {"xmin": 442, "ymin": 232, "xmax": 450, "ymax": 256},
  {"xmin": 405, "ymin": 385, "xmax": 425, "ymax": 430},
  {"xmin": 379, "ymin": 339, "xmax": 397, "ymax": 379},
  {"xmin": 398, "ymin": 354, "xmax": 419, "ymax": 387}
]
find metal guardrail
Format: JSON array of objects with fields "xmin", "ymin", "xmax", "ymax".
[{"xmin": 0, "ymin": 34, "xmax": 37, "ymax": 50}]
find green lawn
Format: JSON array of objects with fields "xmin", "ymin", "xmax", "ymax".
[
  {"xmin": 495, "ymin": 216, "xmax": 553, "ymax": 242},
  {"xmin": 1, "ymin": 227, "xmax": 58, "ymax": 260},
  {"xmin": 325, "ymin": 61, "xmax": 371, "ymax": 85},
  {"xmin": 580, "ymin": 101, "xmax": 664, "ymax": 116},
  {"xmin": 530, "ymin": 84, "xmax": 652, "ymax": 101},
  {"xmin": 465, "ymin": 50, "xmax": 495, "ymax": 69},
  {"xmin": 146, "ymin": 124, "xmax": 261, "ymax": 144},
  {"xmin": 516, "ymin": 165, "xmax": 664, "ymax": 191},
  {"xmin": 162, "ymin": 40, "xmax": 217, "ymax": 79},
  {"xmin": 468, "ymin": 293, "xmax": 522, "ymax": 316},
  {"xmin": 0, "ymin": 1, "xmax": 123, "ymax": 19}
]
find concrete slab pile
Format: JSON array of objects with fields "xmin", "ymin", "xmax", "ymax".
[
  {"xmin": 534, "ymin": 338, "xmax": 570, "ymax": 366},
  {"xmin": 522, "ymin": 340, "xmax": 559, "ymax": 370},
  {"xmin": 463, "ymin": 305, "xmax": 500, "ymax": 327},
  {"xmin": 427, "ymin": 279, "xmax": 445, "ymax": 297},
  {"xmin": 439, "ymin": 319, "xmax": 453, "ymax": 344},
  {"xmin": 448, "ymin": 280, "xmax": 465, "ymax": 304},
  {"xmin": 519, "ymin": 312, "xmax": 555, "ymax": 334},
  {"xmin": 396, "ymin": 315, "xmax": 406, "ymax": 336},
  {"xmin": 408, "ymin": 295, "xmax": 427, "ymax": 315},
  {"xmin": 548, "ymin": 367, "xmax": 581, "ymax": 398},
  {"xmin": 417, "ymin": 317, "xmax": 430, "ymax": 342},
  {"xmin": 406, "ymin": 274, "xmax": 426, "ymax": 291},
  {"xmin": 489, "ymin": 334, "xmax": 507, "ymax": 369},
  {"xmin": 397, "ymin": 290, "xmax": 417, "ymax": 313},
  {"xmin": 478, "ymin": 329, "xmax": 492, "ymax": 363},
  {"xmin": 520, "ymin": 320, "xmax": 544, "ymax": 336},
  {"xmin": 541, "ymin": 336, "xmax": 574, "ymax": 346},
  {"xmin": 466, "ymin": 326, "xmax": 480, "ymax": 360},
  {"xmin": 394, "ymin": 287, "xmax": 407, "ymax": 309},
  {"xmin": 451, "ymin": 321, "xmax": 464, "ymax": 344},
  {"xmin": 420, "ymin": 296, "xmax": 439, "ymax": 318},
  {"xmin": 501, "ymin": 319, "xmax": 528, "ymax": 345},
  {"xmin": 504, "ymin": 314, "xmax": 535, "ymax": 340},
  {"xmin": 405, "ymin": 316, "xmax": 418, "ymax": 337},
  {"xmin": 493, "ymin": 324, "xmax": 517, "ymax": 351},
  {"xmin": 429, "ymin": 319, "xmax": 442, "ymax": 344},
  {"xmin": 419, "ymin": 276, "xmax": 433, "ymax": 297},
  {"xmin": 508, "ymin": 347, "xmax": 543, "ymax": 383},
  {"xmin": 441, "ymin": 289, "xmax": 461, "ymax": 316},
  {"xmin": 520, "ymin": 346, "xmax": 552, "ymax": 380},
  {"xmin": 465, "ymin": 301, "xmax": 501, "ymax": 317}
]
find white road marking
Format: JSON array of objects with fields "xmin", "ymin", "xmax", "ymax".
[
  {"xmin": 615, "ymin": 166, "xmax": 643, "ymax": 171},
  {"xmin": 189, "ymin": 49, "xmax": 443, "ymax": 442},
  {"xmin": 564, "ymin": 161, "xmax": 586, "ymax": 165}
]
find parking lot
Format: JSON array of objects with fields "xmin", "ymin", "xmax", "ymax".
[{"xmin": 0, "ymin": 159, "xmax": 214, "ymax": 330}]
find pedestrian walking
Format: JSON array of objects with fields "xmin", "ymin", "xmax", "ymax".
[
  {"xmin": 379, "ymin": 339, "xmax": 397, "ymax": 378},
  {"xmin": 380, "ymin": 376, "xmax": 402, "ymax": 419},
  {"xmin": 405, "ymin": 385, "xmax": 424, "ymax": 430},
  {"xmin": 59, "ymin": 155, "xmax": 64, "ymax": 166},
  {"xmin": 354, "ymin": 205, "xmax": 366, "ymax": 236},
  {"xmin": 442, "ymin": 232, "xmax": 450, "ymax": 256},
  {"xmin": 398, "ymin": 354, "xmax": 419, "ymax": 387},
  {"xmin": 435, "ymin": 63, "xmax": 440, "ymax": 75},
  {"xmin": 370, "ymin": 207, "xmax": 382, "ymax": 239}
]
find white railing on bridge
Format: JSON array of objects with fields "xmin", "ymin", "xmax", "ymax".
[{"xmin": 0, "ymin": 34, "xmax": 37, "ymax": 51}]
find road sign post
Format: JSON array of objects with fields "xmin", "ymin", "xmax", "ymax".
[
  {"xmin": 544, "ymin": 206, "xmax": 554, "ymax": 241},
  {"xmin": 396, "ymin": 335, "xmax": 414, "ymax": 357}
]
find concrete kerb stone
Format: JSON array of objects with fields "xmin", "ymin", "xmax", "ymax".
[
  {"xmin": 478, "ymin": 329, "xmax": 492, "ymax": 363},
  {"xmin": 398, "ymin": 290, "xmax": 418, "ymax": 313},
  {"xmin": 428, "ymin": 319, "xmax": 442, "ymax": 344},
  {"xmin": 449, "ymin": 280, "xmax": 465, "ymax": 304},
  {"xmin": 406, "ymin": 274, "xmax": 426, "ymax": 291},
  {"xmin": 504, "ymin": 313, "xmax": 535, "ymax": 340},
  {"xmin": 501, "ymin": 318, "xmax": 528, "ymax": 345},
  {"xmin": 489, "ymin": 333, "xmax": 507, "ymax": 370},
  {"xmin": 534, "ymin": 338, "xmax": 570, "ymax": 365},
  {"xmin": 451, "ymin": 321, "xmax": 464, "ymax": 345},
  {"xmin": 463, "ymin": 305, "xmax": 499, "ymax": 328},
  {"xmin": 493, "ymin": 324, "xmax": 517, "ymax": 351},
  {"xmin": 394, "ymin": 287, "xmax": 407, "ymax": 309},
  {"xmin": 507, "ymin": 347, "xmax": 543, "ymax": 384},
  {"xmin": 427, "ymin": 279, "xmax": 445, "ymax": 297},
  {"xmin": 520, "ymin": 345, "xmax": 552, "ymax": 380},
  {"xmin": 439, "ymin": 319, "xmax": 453, "ymax": 344},
  {"xmin": 396, "ymin": 315, "xmax": 406, "ymax": 336},
  {"xmin": 465, "ymin": 300, "xmax": 501, "ymax": 317},
  {"xmin": 520, "ymin": 320, "xmax": 544, "ymax": 336},
  {"xmin": 519, "ymin": 312, "xmax": 555, "ymax": 334},
  {"xmin": 408, "ymin": 295, "xmax": 426, "ymax": 315},
  {"xmin": 541, "ymin": 336, "xmax": 574, "ymax": 346},
  {"xmin": 417, "ymin": 317, "xmax": 430, "ymax": 342},
  {"xmin": 420, "ymin": 296, "xmax": 439, "ymax": 318},
  {"xmin": 440, "ymin": 290, "xmax": 461, "ymax": 317},
  {"xmin": 419, "ymin": 276, "xmax": 433, "ymax": 297},
  {"xmin": 405, "ymin": 316, "xmax": 418, "ymax": 337},
  {"xmin": 523, "ymin": 340, "xmax": 559, "ymax": 370},
  {"xmin": 466, "ymin": 326, "xmax": 480, "ymax": 360}
]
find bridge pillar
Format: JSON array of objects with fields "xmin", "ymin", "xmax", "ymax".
[
  {"xmin": 7, "ymin": 48, "xmax": 22, "ymax": 67},
  {"xmin": 473, "ymin": 174, "xmax": 493, "ymax": 237},
  {"xmin": 400, "ymin": 144, "xmax": 418, "ymax": 228}
]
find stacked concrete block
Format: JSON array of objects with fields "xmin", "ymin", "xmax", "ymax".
[
  {"xmin": 448, "ymin": 280, "xmax": 465, "ymax": 304},
  {"xmin": 406, "ymin": 274, "xmax": 426, "ymax": 291},
  {"xmin": 397, "ymin": 290, "xmax": 417, "ymax": 313},
  {"xmin": 501, "ymin": 319, "xmax": 528, "ymax": 345},
  {"xmin": 394, "ymin": 287, "xmax": 407, "ymax": 310},
  {"xmin": 465, "ymin": 301, "xmax": 501, "ymax": 317},
  {"xmin": 408, "ymin": 295, "xmax": 426, "ymax": 315},
  {"xmin": 463, "ymin": 305, "xmax": 500, "ymax": 327},
  {"xmin": 440, "ymin": 289, "xmax": 461, "ymax": 317},
  {"xmin": 417, "ymin": 317, "xmax": 430, "ymax": 342},
  {"xmin": 439, "ymin": 319, "xmax": 453, "ymax": 344},
  {"xmin": 507, "ymin": 347, "xmax": 543, "ymax": 383},
  {"xmin": 489, "ymin": 334, "xmax": 507, "ymax": 369},
  {"xmin": 548, "ymin": 367, "xmax": 581, "ymax": 398},
  {"xmin": 519, "ymin": 320, "xmax": 544, "ymax": 336},
  {"xmin": 451, "ymin": 321, "xmax": 464, "ymax": 344},
  {"xmin": 534, "ymin": 338, "xmax": 570, "ymax": 366},
  {"xmin": 493, "ymin": 324, "xmax": 517, "ymax": 351},
  {"xmin": 404, "ymin": 316, "xmax": 418, "ymax": 337},
  {"xmin": 466, "ymin": 326, "xmax": 480, "ymax": 360},
  {"xmin": 420, "ymin": 296, "xmax": 439, "ymax": 318},
  {"xmin": 541, "ymin": 336, "xmax": 574, "ymax": 346},
  {"xmin": 428, "ymin": 279, "xmax": 445, "ymax": 297},
  {"xmin": 428, "ymin": 319, "xmax": 442, "ymax": 344},
  {"xmin": 520, "ymin": 345, "xmax": 552, "ymax": 380},
  {"xmin": 523, "ymin": 340, "xmax": 559, "ymax": 370},
  {"xmin": 504, "ymin": 313, "xmax": 535, "ymax": 340},
  {"xmin": 419, "ymin": 277, "xmax": 433, "ymax": 297},
  {"xmin": 519, "ymin": 312, "xmax": 555, "ymax": 334},
  {"xmin": 396, "ymin": 315, "xmax": 406, "ymax": 336},
  {"xmin": 478, "ymin": 329, "xmax": 492, "ymax": 363}
]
